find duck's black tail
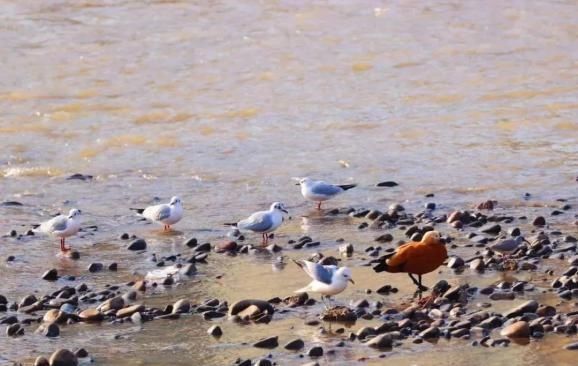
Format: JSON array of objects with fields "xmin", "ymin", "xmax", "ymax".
[
  {"xmin": 371, "ymin": 252, "xmax": 395, "ymax": 273},
  {"xmin": 338, "ymin": 184, "xmax": 357, "ymax": 191}
]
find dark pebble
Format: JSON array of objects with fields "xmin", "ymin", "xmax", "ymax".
[
  {"xmin": 253, "ymin": 336, "xmax": 278, "ymax": 349},
  {"xmin": 87, "ymin": 263, "xmax": 104, "ymax": 273},
  {"xmin": 42, "ymin": 269, "xmax": 59, "ymax": 281},
  {"xmin": 108, "ymin": 263, "xmax": 118, "ymax": 271},
  {"xmin": 127, "ymin": 239, "xmax": 147, "ymax": 251},
  {"xmin": 376, "ymin": 181, "xmax": 398, "ymax": 187},
  {"xmin": 207, "ymin": 325, "xmax": 223, "ymax": 337},
  {"xmin": 532, "ymin": 216, "xmax": 546, "ymax": 226},
  {"xmin": 307, "ymin": 346, "xmax": 324, "ymax": 357},
  {"xmin": 284, "ymin": 338, "xmax": 305, "ymax": 351}
]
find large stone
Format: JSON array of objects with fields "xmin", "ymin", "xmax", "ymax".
[
  {"xmin": 504, "ymin": 300, "xmax": 539, "ymax": 318},
  {"xmin": 38, "ymin": 323, "xmax": 60, "ymax": 338},
  {"xmin": 78, "ymin": 308, "xmax": 103, "ymax": 322},
  {"xmin": 34, "ymin": 357, "xmax": 50, "ymax": 366},
  {"xmin": 500, "ymin": 321, "xmax": 530, "ymax": 338},
  {"xmin": 98, "ymin": 296, "xmax": 124, "ymax": 312},
  {"xmin": 419, "ymin": 326, "xmax": 440, "ymax": 339},
  {"xmin": 207, "ymin": 325, "xmax": 222, "ymax": 337},
  {"xmin": 116, "ymin": 304, "xmax": 144, "ymax": 318},
  {"xmin": 253, "ymin": 336, "xmax": 278, "ymax": 349},
  {"xmin": 172, "ymin": 299, "xmax": 191, "ymax": 314},
  {"xmin": 42, "ymin": 269, "xmax": 59, "ymax": 281},
  {"xmin": 127, "ymin": 239, "xmax": 147, "ymax": 251},
  {"xmin": 49, "ymin": 349, "xmax": 78, "ymax": 366},
  {"xmin": 228, "ymin": 299, "xmax": 274, "ymax": 316},
  {"xmin": 284, "ymin": 338, "xmax": 305, "ymax": 350},
  {"xmin": 366, "ymin": 333, "xmax": 393, "ymax": 348},
  {"xmin": 43, "ymin": 309, "xmax": 66, "ymax": 324}
]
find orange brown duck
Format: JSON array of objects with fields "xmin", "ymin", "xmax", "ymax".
[{"xmin": 372, "ymin": 230, "xmax": 448, "ymax": 294}]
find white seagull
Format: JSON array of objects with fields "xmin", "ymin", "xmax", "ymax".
[
  {"xmin": 37, "ymin": 209, "xmax": 82, "ymax": 252},
  {"xmin": 131, "ymin": 196, "xmax": 183, "ymax": 231},
  {"xmin": 296, "ymin": 177, "xmax": 357, "ymax": 210},
  {"xmin": 225, "ymin": 202, "xmax": 288, "ymax": 245},
  {"xmin": 294, "ymin": 259, "xmax": 354, "ymax": 307}
]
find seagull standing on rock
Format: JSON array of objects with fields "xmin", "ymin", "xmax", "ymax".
[
  {"xmin": 131, "ymin": 196, "xmax": 183, "ymax": 231},
  {"xmin": 296, "ymin": 177, "xmax": 356, "ymax": 210},
  {"xmin": 37, "ymin": 209, "xmax": 82, "ymax": 252},
  {"xmin": 225, "ymin": 202, "xmax": 288, "ymax": 245},
  {"xmin": 294, "ymin": 259, "xmax": 354, "ymax": 308}
]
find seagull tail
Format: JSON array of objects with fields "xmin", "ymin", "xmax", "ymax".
[
  {"xmin": 130, "ymin": 208, "xmax": 145, "ymax": 215},
  {"xmin": 223, "ymin": 222, "xmax": 238, "ymax": 227},
  {"xmin": 295, "ymin": 284, "xmax": 313, "ymax": 293},
  {"xmin": 338, "ymin": 184, "xmax": 357, "ymax": 191}
]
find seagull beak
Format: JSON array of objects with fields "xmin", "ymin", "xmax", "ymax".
[
  {"xmin": 348, "ymin": 279, "xmax": 355, "ymax": 285},
  {"xmin": 281, "ymin": 208, "xmax": 289, "ymax": 214}
]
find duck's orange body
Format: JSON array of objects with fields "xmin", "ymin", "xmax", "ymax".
[{"xmin": 373, "ymin": 231, "xmax": 447, "ymax": 291}]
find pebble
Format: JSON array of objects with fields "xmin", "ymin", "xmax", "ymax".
[
  {"xmin": 419, "ymin": 326, "xmax": 440, "ymax": 339},
  {"xmin": 207, "ymin": 325, "xmax": 223, "ymax": 337},
  {"xmin": 87, "ymin": 263, "xmax": 104, "ymax": 273},
  {"xmin": 339, "ymin": 243, "xmax": 354, "ymax": 256},
  {"xmin": 42, "ymin": 269, "xmax": 59, "ymax": 281},
  {"xmin": 480, "ymin": 224, "xmax": 501, "ymax": 235},
  {"xmin": 253, "ymin": 336, "xmax": 278, "ymax": 349},
  {"xmin": 78, "ymin": 308, "xmax": 103, "ymax": 322},
  {"xmin": 38, "ymin": 323, "xmax": 60, "ymax": 337},
  {"xmin": 504, "ymin": 300, "xmax": 538, "ymax": 318},
  {"xmin": 374, "ymin": 234, "xmax": 393, "ymax": 243},
  {"xmin": 117, "ymin": 304, "xmax": 144, "ymax": 318},
  {"xmin": 447, "ymin": 257, "xmax": 465, "ymax": 269},
  {"xmin": 532, "ymin": 216, "xmax": 546, "ymax": 226},
  {"xmin": 6, "ymin": 323, "xmax": 24, "ymax": 337},
  {"xmin": 229, "ymin": 299, "xmax": 274, "ymax": 316},
  {"xmin": 284, "ymin": 338, "xmax": 305, "ymax": 350},
  {"xmin": 366, "ymin": 334, "xmax": 393, "ymax": 348},
  {"xmin": 108, "ymin": 263, "xmax": 118, "ymax": 271},
  {"xmin": 564, "ymin": 342, "xmax": 578, "ymax": 350},
  {"xmin": 500, "ymin": 321, "xmax": 530, "ymax": 338},
  {"xmin": 49, "ymin": 349, "xmax": 78, "ymax": 366},
  {"xmin": 74, "ymin": 349, "xmax": 89, "ymax": 358},
  {"xmin": 43, "ymin": 309, "xmax": 66, "ymax": 324},
  {"xmin": 185, "ymin": 237, "xmax": 198, "ymax": 248},
  {"xmin": 34, "ymin": 357, "xmax": 50, "ymax": 366},
  {"xmin": 254, "ymin": 360, "xmax": 272, "ymax": 366},
  {"xmin": 376, "ymin": 181, "xmax": 398, "ymax": 187},
  {"xmin": 307, "ymin": 346, "xmax": 324, "ymax": 357},
  {"xmin": 489, "ymin": 292, "xmax": 515, "ymax": 301},
  {"xmin": 127, "ymin": 238, "xmax": 147, "ymax": 251}
]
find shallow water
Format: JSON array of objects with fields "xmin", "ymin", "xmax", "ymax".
[{"xmin": 1, "ymin": 0, "xmax": 578, "ymax": 365}]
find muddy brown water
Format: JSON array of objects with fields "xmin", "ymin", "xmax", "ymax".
[{"xmin": 1, "ymin": 0, "xmax": 578, "ymax": 365}]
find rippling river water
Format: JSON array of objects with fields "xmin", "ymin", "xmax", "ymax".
[{"xmin": 0, "ymin": 1, "xmax": 577, "ymax": 365}]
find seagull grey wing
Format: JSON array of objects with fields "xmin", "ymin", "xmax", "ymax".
[
  {"xmin": 238, "ymin": 211, "xmax": 273, "ymax": 232},
  {"xmin": 302, "ymin": 261, "xmax": 334, "ymax": 284},
  {"xmin": 143, "ymin": 204, "xmax": 171, "ymax": 221},
  {"xmin": 310, "ymin": 182, "xmax": 342, "ymax": 196},
  {"xmin": 43, "ymin": 216, "xmax": 68, "ymax": 233}
]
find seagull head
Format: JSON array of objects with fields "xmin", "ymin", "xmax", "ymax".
[
  {"xmin": 295, "ymin": 177, "xmax": 312, "ymax": 186},
  {"xmin": 68, "ymin": 209, "xmax": 82, "ymax": 219},
  {"xmin": 335, "ymin": 267, "xmax": 355, "ymax": 285},
  {"xmin": 270, "ymin": 202, "xmax": 288, "ymax": 214},
  {"xmin": 169, "ymin": 196, "xmax": 182, "ymax": 206}
]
